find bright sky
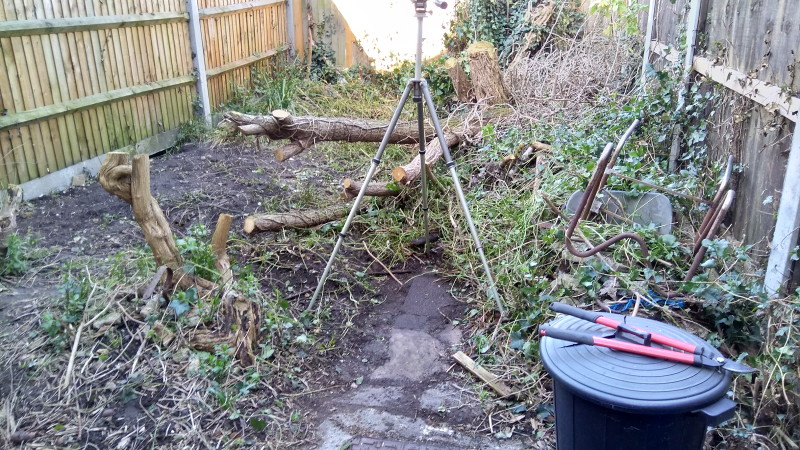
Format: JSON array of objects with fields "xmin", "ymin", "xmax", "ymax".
[{"xmin": 331, "ymin": 0, "xmax": 456, "ymax": 69}]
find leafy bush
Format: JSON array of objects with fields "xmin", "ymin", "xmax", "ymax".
[
  {"xmin": 445, "ymin": 0, "xmax": 585, "ymax": 65},
  {"xmin": 1, "ymin": 233, "xmax": 29, "ymax": 276},
  {"xmin": 176, "ymin": 223, "xmax": 218, "ymax": 282}
]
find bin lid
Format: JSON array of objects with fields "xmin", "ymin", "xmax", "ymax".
[{"xmin": 540, "ymin": 312, "xmax": 731, "ymax": 414}]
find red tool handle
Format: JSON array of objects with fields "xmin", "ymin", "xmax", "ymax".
[
  {"xmin": 549, "ymin": 302, "xmax": 699, "ymax": 354},
  {"xmin": 539, "ymin": 326, "xmax": 698, "ymax": 366}
]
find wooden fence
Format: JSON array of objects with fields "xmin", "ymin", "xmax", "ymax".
[
  {"xmin": 0, "ymin": 0, "xmax": 300, "ymax": 189},
  {"xmin": 642, "ymin": 0, "xmax": 800, "ymax": 290}
]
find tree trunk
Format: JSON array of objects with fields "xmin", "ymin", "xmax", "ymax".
[
  {"xmin": 467, "ymin": 41, "xmax": 509, "ymax": 105},
  {"xmin": 342, "ymin": 179, "xmax": 400, "ymax": 201},
  {"xmin": 221, "ymin": 110, "xmax": 435, "ymax": 160},
  {"xmin": 99, "ymin": 153, "xmax": 216, "ymax": 296},
  {"xmin": 392, "ymin": 132, "xmax": 462, "ymax": 185},
  {"xmin": 99, "ymin": 154, "xmax": 261, "ymax": 366},
  {"xmin": 244, "ymin": 205, "xmax": 357, "ymax": 234},
  {"xmin": 445, "ymin": 57, "xmax": 474, "ymax": 103}
]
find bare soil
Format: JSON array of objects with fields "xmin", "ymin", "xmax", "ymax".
[{"xmin": 0, "ymin": 141, "xmax": 542, "ymax": 449}]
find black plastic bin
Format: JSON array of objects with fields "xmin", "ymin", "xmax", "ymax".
[{"xmin": 540, "ymin": 312, "xmax": 736, "ymax": 450}]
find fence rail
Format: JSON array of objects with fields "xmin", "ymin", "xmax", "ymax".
[{"xmin": 0, "ymin": 0, "xmax": 297, "ymax": 188}]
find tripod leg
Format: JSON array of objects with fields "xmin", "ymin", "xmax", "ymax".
[
  {"xmin": 419, "ymin": 81, "xmax": 506, "ymax": 316},
  {"xmin": 414, "ymin": 86, "xmax": 431, "ymax": 254},
  {"xmin": 307, "ymin": 81, "xmax": 414, "ymax": 312}
]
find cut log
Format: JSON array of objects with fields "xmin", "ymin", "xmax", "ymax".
[
  {"xmin": 501, "ymin": 154, "xmax": 517, "ymax": 170},
  {"xmin": 445, "ymin": 57, "xmax": 474, "ymax": 103},
  {"xmin": 244, "ymin": 205, "xmax": 355, "ymax": 234},
  {"xmin": 211, "ymin": 213, "xmax": 234, "ymax": 288},
  {"xmin": 392, "ymin": 132, "xmax": 462, "ymax": 185},
  {"xmin": 222, "ymin": 110, "xmax": 434, "ymax": 160},
  {"xmin": 467, "ymin": 41, "xmax": 509, "ymax": 105},
  {"xmin": 342, "ymin": 179, "xmax": 400, "ymax": 201}
]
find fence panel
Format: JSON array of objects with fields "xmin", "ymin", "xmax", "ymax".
[
  {"xmin": 199, "ymin": 0, "xmax": 289, "ymax": 109},
  {"xmin": 0, "ymin": 0, "xmax": 294, "ymax": 189},
  {"xmin": 643, "ymin": 0, "xmax": 800, "ymax": 259},
  {"xmin": 0, "ymin": 0, "xmax": 194, "ymax": 186}
]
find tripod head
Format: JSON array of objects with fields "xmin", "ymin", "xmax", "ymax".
[{"xmin": 412, "ymin": 0, "xmax": 447, "ymax": 15}]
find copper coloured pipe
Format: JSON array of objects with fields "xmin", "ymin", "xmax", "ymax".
[
  {"xmin": 685, "ymin": 190, "xmax": 735, "ymax": 282},
  {"xmin": 565, "ymin": 143, "xmax": 651, "ymax": 261},
  {"xmin": 694, "ymin": 155, "xmax": 734, "ymax": 253}
]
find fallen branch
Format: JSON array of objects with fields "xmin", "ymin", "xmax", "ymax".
[
  {"xmin": 244, "ymin": 205, "xmax": 355, "ymax": 234},
  {"xmin": 341, "ymin": 179, "xmax": 400, "ymax": 201},
  {"xmin": 221, "ymin": 110, "xmax": 434, "ymax": 161}
]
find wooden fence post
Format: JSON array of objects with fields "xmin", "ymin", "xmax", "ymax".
[
  {"xmin": 765, "ymin": 123, "xmax": 800, "ymax": 296},
  {"xmin": 186, "ymin": 0, "xmax": 211, "ymax": 123}
]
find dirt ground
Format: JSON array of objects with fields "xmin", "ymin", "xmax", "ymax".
[{"xmin": 0, "ymin": 141, "xmax": 544, "ymax": 449}]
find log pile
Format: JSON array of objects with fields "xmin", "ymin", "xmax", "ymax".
[{"xmin": 99, "ymin": 153, "xmax": 261, "ymax": 366}]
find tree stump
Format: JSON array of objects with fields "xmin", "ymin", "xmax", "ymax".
[
  {"xmin": 445, "ymin": 57, "xmax": 474, "ymax": 103},
  {"xmin": 98, "ymin": 153, "xmax": 261, "ymax": 366},
  {"xmin": 467, "ymin": 41, "xmax": 509, "ymax": 105}
]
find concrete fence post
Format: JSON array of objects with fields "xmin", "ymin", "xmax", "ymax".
[
  {"xmin": 765, "ymin": 123, "xmax": 800, "ymax": 296},
  {"xmin": 186, "ymin": 0, "xmax": 211, "ymax": 123}
]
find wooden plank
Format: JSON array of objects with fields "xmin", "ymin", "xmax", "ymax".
[
  {"xmin": 147, "ymin": 13, "xmax": 165, "ymax": 136},
  {"xmin": 118, "ymin": 1, "xmax": 145, "ymax": 143},
  {"xmin": 0, "ymin": 76, "xmax": 195, "ymax": 132},
  {"xmin": 199, "ymin": 0, "xmax": 284, "ymax": 19},
  {"xmin": 291, "ymin": 0, "xmax": 304, "ymax": 58},
  {"xmin": 51, "ymin": 1, "xmax": 85, "ymax": 166},
  {"xmin": 102, "ymin": 0, "xmax": 131, "ymax": 149},
  {"xmin": 132, "ymin": 4, "xmax": 156, "ymax": 139},
  {"xmin": 7, "ymin": 1, "xmax": 39, "ymax": 181},
  {"xmin": 21, "ymin": 0, "xmax": 61, "ymax": 174},
  {"xmin": 77, "ymin": 1, "xmax": 110, "ymax": 158},
  {"xmin": 650, "ymin": 41, "xmax": 800, "ymax": 122},
  {"xmin": 68, "ymin": 5, "xmax": 102, "ymax": 160},
  {"xmin": 452, "ymin": 351, "xmax": 514, "ymax": 398},
  {"xmin": 34, "ymin": 0, "xmax": 69, "ymax": 171},
  {"xmin": 207, "ymin": 47, "xmax": 285, "ymax": 78},
  {"xmin": 0, "ymin": 5, "xmax": 19, "ymax": 184},
  {"xmin": 151, "ymin": 26, "xmax": 171, "ymax": 130},
  {"xmin": 163, "ymin": 19, "xmax": 182, "ymax": 130},
  {"xmin": 0, "ymin": 12, "xmax": 188, "ymax": 38}
]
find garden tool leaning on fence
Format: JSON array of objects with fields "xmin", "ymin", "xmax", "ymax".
[
  {"xmin": 540, "ymin": 302, "xmax": 757, "ymax": 374},
  {"xmin": 561, "ymin": 119, "xmax": 736, "ymax": 290}
]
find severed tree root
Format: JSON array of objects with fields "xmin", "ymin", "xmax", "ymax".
[{"xmin": 99, "ymin": 153, "xmax": 261, "ymax": 366}]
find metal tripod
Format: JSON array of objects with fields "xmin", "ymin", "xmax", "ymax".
[{"xmin": 307, "ymin": 0, "xmax": 504, "ymax": 315}]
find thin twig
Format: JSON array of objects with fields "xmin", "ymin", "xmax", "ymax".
[
  {"xmin": 362, "ymin": 242, "xmax": 401, "ymax": 286},
  {"xmin": 61, "ymin": 286, "xmax": 109, "ymax": 393}
]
